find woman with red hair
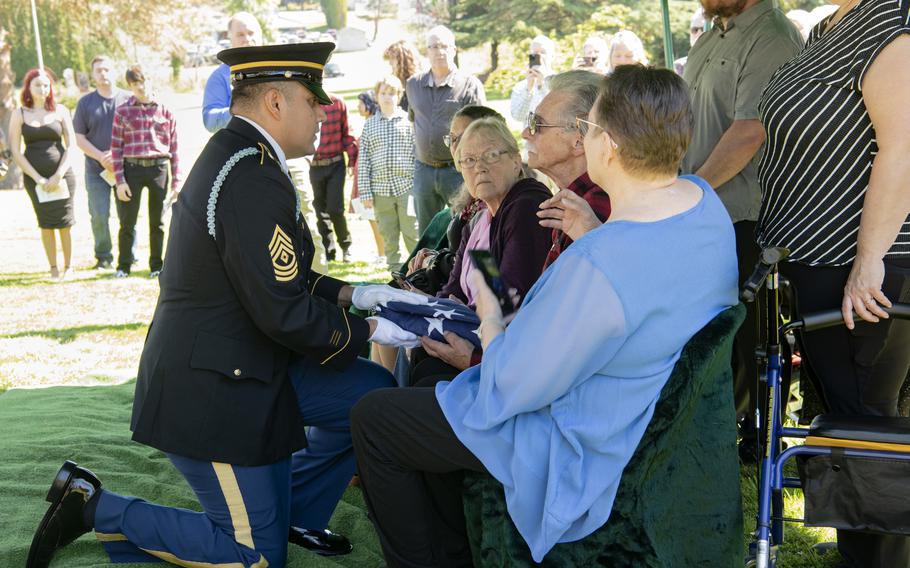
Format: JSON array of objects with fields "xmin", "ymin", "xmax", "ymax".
[{"xmin": 8, "ymin": 68, "xmax": 77, "ymax": 280}]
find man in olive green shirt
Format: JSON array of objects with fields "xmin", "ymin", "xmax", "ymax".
[{"xmin": 682, "ymin": 0, "xmax": 803, "ymax": 451}]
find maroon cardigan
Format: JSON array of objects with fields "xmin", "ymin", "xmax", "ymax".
[{"xmin": 438, "ymin": 177, "xmax": 553, "ymax": 305}]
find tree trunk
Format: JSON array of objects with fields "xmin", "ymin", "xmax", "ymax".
[
  {"xmin": 373, "ymin": 0, "xmax": 381, "ymax": 41},
  {"xmin": 320, "ymin": 0, "xmax": 348, "ymax": 30},
  {"xmin": 0, "ymin": 26, "xmax": 20, "ymax": 190},
  {"xmin": 490, "ymin": 40, "xmax": 499, "ymax": 74}
]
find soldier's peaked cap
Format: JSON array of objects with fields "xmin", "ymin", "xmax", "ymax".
[{"xmin": 218, "ymin": 42, "xmax": 335, "ymax": 105}]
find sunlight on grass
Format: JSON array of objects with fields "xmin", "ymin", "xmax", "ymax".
[
  {"xmin": 741, "ymin": 466, "xmax": 840, "ymax": 567},
  {"xmin": 328, "ymin": 260, "xmax": 390, "ymax": 284}
]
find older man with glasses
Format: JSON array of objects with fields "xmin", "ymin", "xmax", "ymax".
[
  {"xmin": 526, "ymin": 71, "xmax": 613, "ymax": 271},
  {"xmin": 405, "ymin": 25, "xmax": 486, "ymax": 233}
]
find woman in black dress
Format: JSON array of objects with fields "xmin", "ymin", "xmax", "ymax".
[{"xmin": 9, "ymin": 68, "xmax": 77, "ymax": 280}]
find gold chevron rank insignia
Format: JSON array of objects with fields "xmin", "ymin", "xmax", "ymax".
[{"xmin": 268, "ymin": 225, "xmax": 298, "ymax": 282}]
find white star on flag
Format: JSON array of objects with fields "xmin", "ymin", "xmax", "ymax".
[
  {"xmin": 424, "ymin": 317, "xmax": 445, "ymax": 337},
  {"xmin": 433, "ymin": 308, "xmax": 457, "ymax": 319}
]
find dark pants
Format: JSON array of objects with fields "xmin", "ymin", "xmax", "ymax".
[
  {"xmin": 93, "ymin": 357, "xmax": 394, "ymax": 568},
  {"xmin": 116, "ymin": 161, "xmax": 169, "ymax": 273},
  {"xmin": 309, "ymin": 160, "xmax": 351, "ymax": 259},
  {"xmin": 351, "ymin": 388, "xmax": 486, "ymax": 568},
  {"xmin": 781, "ymin": 259, "xmax": 910, "ymax": 567},
  {"xmin": 733, "ymin": 221, "xmax": 762, "ymax": 436}
]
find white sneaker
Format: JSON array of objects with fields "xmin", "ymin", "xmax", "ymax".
[
  {"xmin": 149, "ymin": 270, "xmax": 161, "ymax": 279},
  {"xmin": 114, "ymin": 270, "xmax": 129, "ymax": 278}
]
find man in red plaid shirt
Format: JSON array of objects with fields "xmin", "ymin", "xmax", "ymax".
[
  {"xmin": 111, "ymin": 64, "xmax": 179, "ymax": 279},
  {"xmin": 310, "ymin": 94, "xmax": 357, "ymax": 263}
]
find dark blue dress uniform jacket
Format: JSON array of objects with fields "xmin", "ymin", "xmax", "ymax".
[{"xmin": 130, "ymin": 117, "xmax": 370, "ymax": 466}]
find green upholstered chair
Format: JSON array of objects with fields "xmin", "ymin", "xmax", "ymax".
[{"xmin": 462, "ymin": 304, "xmax": 746, "ymax": 567}]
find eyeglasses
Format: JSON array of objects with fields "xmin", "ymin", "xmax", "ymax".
[
  {"xmin": 427, "ymin": 43, "xmax": 451, "ymax": 51},
  {"xmin": 457, "ymin": 149, "xmax": 511, "ymax": 170},
  {"xmin": 575, "ymin": 116, "xmax": 618, "ymax": 148},
  {"xmin": 574, "ymin": 116, "xmax": 602, "ymax": 134},
  {"xmin": 443, "ymin": 133, "xmax": 460, "ymax": 148},
  {"xmin": 526, "ymin": 112, "xmax": 571, "ymax": 136}
]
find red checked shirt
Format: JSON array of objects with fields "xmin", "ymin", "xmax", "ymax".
[
  {"xmin": 111, "ymin": 96, "xmax": 180, "ymax": 189},
  {"xmin": 313, "ymin": 95, "xmax": 357, "ymax": 163},
  {"xmin": 542, "ymin": 173, "xmax": 612, "ymax": 270}
]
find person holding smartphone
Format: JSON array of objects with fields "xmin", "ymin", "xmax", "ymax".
[
  {"xmin": 509, "ymin": 35, "xmax": 556, "ymax": 122},
  {"xmin": 351, "ymin": 66, "xmax": 740, "ymax": 567}
]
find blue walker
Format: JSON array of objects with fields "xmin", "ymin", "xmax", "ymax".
[{"xmin": 744, "ymin": 247, "xmax": 910, "ymax": 568}]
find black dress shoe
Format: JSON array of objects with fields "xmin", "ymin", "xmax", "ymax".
[
  {"xmin": 27, "ymin": 461, "xmax": 102, "ymax": 568},
  {"xmin": 288, "ymin": 527, "xmax": 353, "ymax": 556}
]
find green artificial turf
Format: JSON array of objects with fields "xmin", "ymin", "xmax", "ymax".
[{"xmin": 0, "ymin": 382, "xmax": 385, "ymax": 567}]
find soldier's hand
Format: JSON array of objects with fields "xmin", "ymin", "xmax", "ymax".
[
  {"xmin": 116, "ymin": 183, "xmax": 132, "ymax": 202},
  {"xmin": 366, "ymin": 316, "xmax": 421, "ymax": 348},
  {"xmin": 351, "ymin": 284, "xmax": 429, "ymax": 310}
]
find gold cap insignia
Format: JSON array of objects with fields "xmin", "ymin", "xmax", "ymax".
[{"xmin": 268, "ymin": 225, "xmax": 298, "ymax": 282}]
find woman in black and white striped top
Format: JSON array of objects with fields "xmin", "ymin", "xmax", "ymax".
[{"xmin": 756, "ymin": 0, "xmax": 910, "ymax": 564}]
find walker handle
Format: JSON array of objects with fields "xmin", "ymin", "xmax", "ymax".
[
  {"xmin": 739, "ymin": 247, "xmax": 789, "ymax": 303},
  {"xmin": 787, "ymin": 303, "xmax": 910, "ymax": 332}
]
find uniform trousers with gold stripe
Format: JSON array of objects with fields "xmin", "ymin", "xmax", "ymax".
[{"xmin": 91, "ymin": 356, "xmax": 394, "ymax": 567}]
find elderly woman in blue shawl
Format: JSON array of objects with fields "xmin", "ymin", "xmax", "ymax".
[{"xmin": 350, "ymin": 66, "xmax": 739, "ymax": 566}]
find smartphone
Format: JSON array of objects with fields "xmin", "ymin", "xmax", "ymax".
[
  {"xmin": 391, "ymin": 271, "xmax": 411, "ymax": 290},
  {"xmin": 528, "ymin": 53, "xmax": 541, "ymax": 68},
  {"xmin": 469, "ymin": 250, "xmax": 515, "ymax": 315}
]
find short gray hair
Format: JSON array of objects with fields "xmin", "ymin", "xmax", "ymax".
[
  {"xmin": 426, "ymin": 25, "xmax": 456, "ymax": 48},
  {"xmin": 546, "ymin": 70, "xmax": 604, "ymax": 131},
  {"xmin": 228, "ymin": 11, "xmax": 260, "ymax": 33}
]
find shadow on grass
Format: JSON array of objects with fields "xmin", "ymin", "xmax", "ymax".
[
  {"xmin": 0, "ymin": 270, "xmax": 137, "ymax": 288},
  {"xmin": 1, "ymin": 322, "xmax": 148, "ymax": 344}
]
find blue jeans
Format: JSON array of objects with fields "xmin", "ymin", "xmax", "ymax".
[
  {"xmin": 413, "ymin": 161, "xmax": 463, "ymax": 234},
  {"xmin": 85, "ymin": 167, "xmax": 116, "ymax": 263}
]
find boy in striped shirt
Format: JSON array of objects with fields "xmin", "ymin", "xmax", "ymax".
[
  {"xmin": 111, "ymin": 64, "xmax": 179, "ymax": 278},
  {"xmin": 357, "ymin": 76, "xmax": 418, "ymax": 270}
]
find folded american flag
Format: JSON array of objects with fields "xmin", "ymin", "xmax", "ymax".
[{"xmin": 375, "ymin": 298, "xmax": 482, "ymax": 348}]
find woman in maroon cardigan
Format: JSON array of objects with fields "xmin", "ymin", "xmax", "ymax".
[{"xmin": 410, "ymin": 117, "xmax": 552, "ymax": 384}]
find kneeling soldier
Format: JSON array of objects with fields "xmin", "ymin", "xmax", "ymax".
[{"xmin": 27, "ymin": 42, "xmax": 425, "ymax": 568}]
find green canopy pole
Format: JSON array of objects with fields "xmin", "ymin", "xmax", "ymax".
[{"xmin": 660, "ymin": 0, "xmax": 675, "ymax": 68}]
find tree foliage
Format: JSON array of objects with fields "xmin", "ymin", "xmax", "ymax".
[
  {"xmin": 319, "ymin": 0, "xmax": 348, "ymax": 29},
  {"xmin": 1, "ymin": 0, "xmax": 215, "ymax": 80},
  {"xmin": 449, "ymin": 0, "xmax": 600, "ymax": 51}
]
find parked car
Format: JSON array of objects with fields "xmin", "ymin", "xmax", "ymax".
[{"xmin": 324, "ymin": 62, "xmax": 344, "ymax": 78}]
